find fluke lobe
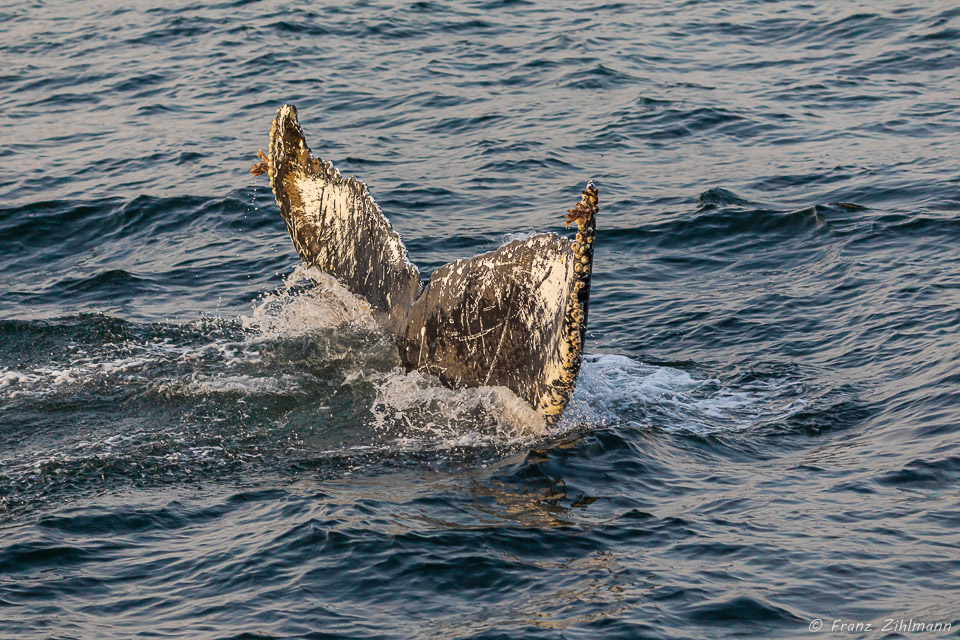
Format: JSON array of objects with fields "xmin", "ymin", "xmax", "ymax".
[{"xmin": 253, "ymin": 105, "xmax": 598, "ymax": 425}]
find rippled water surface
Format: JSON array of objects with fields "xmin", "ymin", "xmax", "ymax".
[{"xmin": 2, "ymin": 1, "xmax": 960, "ymax": 638}]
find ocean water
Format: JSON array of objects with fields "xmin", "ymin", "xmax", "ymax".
[{"xmin": 1, "ymin": 1, "xmax": 959, "ymax": 638}]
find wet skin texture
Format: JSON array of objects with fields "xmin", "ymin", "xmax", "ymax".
[{"xmin": 265, "ymin": 105, "xmax": 598, "ymax": 424}]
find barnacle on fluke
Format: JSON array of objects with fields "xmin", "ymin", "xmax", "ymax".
[{"xmin": 252, "ymin": 104, "xmax": 598, "ymax": 425}]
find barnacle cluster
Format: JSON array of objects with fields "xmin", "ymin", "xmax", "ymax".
[
  {"xmin": 538, "ymin": 181, "xmax": 598, "ymax": 422},
  {"xmin": 564, "ymin": 184, "xmax": 598, "ymax": 230}
]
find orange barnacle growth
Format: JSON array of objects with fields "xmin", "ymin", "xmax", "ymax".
[
  {"xmin": 250, "ymin": 149, "xmax": 269, "ymax": 176},
  {"xmin": 564, "ymin": 182, "xmax": 599, "ymax": 228}
]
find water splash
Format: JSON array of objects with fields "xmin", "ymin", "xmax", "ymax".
[
  {"xmin": 370, "ymin": 368, "xmax": 549, "ymax": 448},
  {"xmin": 566, "ymin": 354, "xmax": 807, "ymax": 434},
  {"xmin": 241, "ymin": 265, "xmax": 378, "ymax": 337}
]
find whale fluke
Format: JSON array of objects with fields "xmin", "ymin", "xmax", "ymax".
[
  {"xmin": 265, "ymin": 105, "xmax": 421, "ymax": 334},
  {"xmin": 257, "ymin": 105, "xmax": 597, "ymax": 424}
]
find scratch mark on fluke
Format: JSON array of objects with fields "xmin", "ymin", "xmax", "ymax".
[{"xmin": 252, "ymin": 104, "xmax": 599, "ymax": 425}]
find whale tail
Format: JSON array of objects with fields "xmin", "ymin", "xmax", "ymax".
[{"xmin": 259, "ymin": 104, "xmax": 597, "ymax": 425}]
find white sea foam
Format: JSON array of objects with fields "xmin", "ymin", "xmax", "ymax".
[
  {"xmin": 370, "ymin": 368, "xmax": 548, "ymax": 446},
  {"xmin": 564, "ymin": 353, "xmax": 804, "ymax": 434},
  {"xmin": 158, "ymin": 373, "xmax": 312, "ymax": 397},
  {"xmin": 0, "ymin": 370, "xmax": 40, "ymax": 389}
]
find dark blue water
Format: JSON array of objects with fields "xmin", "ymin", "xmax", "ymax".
[{"xmin": 2, "ymin": 1, "xmax": 959, "ymax": 638}]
